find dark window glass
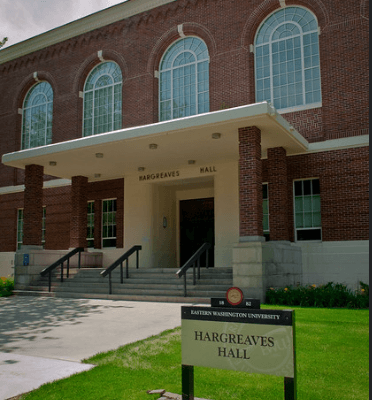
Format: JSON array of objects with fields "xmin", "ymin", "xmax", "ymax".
[{"xmin": 296, "ymin": 228, "xmax": 321, "ymax": 241}]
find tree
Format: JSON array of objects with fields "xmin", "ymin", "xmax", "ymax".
[{"xmin": 0, "ymin": 37, "xmax": 8, "ymax": 49}]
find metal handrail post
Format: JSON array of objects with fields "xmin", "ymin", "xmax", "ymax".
[
  {"xmin": 61, "ymin": 262, "xmax": 64, "ymax": 283},
  {"xmin": 109, "ymin": 272, "xmax": 112, "ymax": 295},
  {"xmin": 184, "ymin": 274, "xmax": 187, "ymax": 297},
  {"xmin": 136, "ymin": 249, "xmax": 139, "ymax": 269},
  {"xmin": 197, "ymin": 258, "xmax": 201, "ymax": 280},
  {"xmin": 120, "ymin": 262, "xmax": 123, "ymax": 284},
  {"xmin": 126, "ymin": 258, "xmax": 129, "ymax": 279},
  {"xmin": 206, "ymin": 248, "xmax": 209, "ymax": 269},
  {"xmin": 67, "ymin": 259, "xmax": 70, "ymax": 278},
  {"xmin": 78, "ymin": 250, "xmax": 81, "ymax": 269},
  {"xmin": 193, "ymin": 262, "xmax": 196, "ymax": 285},
  {"xmin": 48, "ymin": 271, "xmax": 52, "ymax": 292}
]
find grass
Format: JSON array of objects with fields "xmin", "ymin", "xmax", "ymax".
[
  {"xmin": 0, "ymin": 276, "xmax": 14, "ymax": 297},
  {"xmin": 18, "ymin": 306, "xmax": 369, "ymax": 400}
]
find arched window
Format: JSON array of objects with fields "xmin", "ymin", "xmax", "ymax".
[
  {"xmin": 83, "ymin": 61, "xmax": 122, "ymax": 136},
  {"xmin": 159, "ymin": 37, "xmax": 209, "ymax": 121},
  {"xmin": 21, "ymin": 82, "xmax": 53, "ymax": 149},
  {"xmin": 255, "ymin": 7, "xmax": 321, "ymax": 111}
]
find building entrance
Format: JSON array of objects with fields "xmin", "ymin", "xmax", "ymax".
[{"xmin": 179, "ymin": 197, "xmax": 214, "ymax": 268}]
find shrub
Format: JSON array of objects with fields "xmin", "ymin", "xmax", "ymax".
[
  {"xmin": 265, "ymin": 281, "xmax": 369, "ymax": 309},
  {"xmin": 0, "ymin": 276, "xmax": 14, "ymax": 297}
]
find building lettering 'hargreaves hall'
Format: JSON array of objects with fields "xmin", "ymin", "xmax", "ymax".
[{"xmin": 0, "ymin": 0, "xmax": 369, "ymax": 300}]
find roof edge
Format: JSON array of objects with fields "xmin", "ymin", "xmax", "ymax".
[{"xmin": 0, "ymin": 0, "xmax": 176, "ymax": 65}]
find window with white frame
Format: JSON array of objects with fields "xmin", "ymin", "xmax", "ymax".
[
  {"xmin": 159, "ymin": 36, "xmax": 209, "ymax": 121},
  {"xmin": 17, "ymin": 209, "xmax": 24, "ymax": 250},
  {"xmin": 294, "ymin": 178, "xmax": 321, "ymax": 241},
  {"xmin": 263, "ymin": 183, "xmax": 270, "ymax": 239},
  {"xmin": 83, "ymin": 62, "xmax": 122, "ymax": 136},
  {"xmin": 255, "ymin": 6, "xmax": 321, "ymax": 111},
  {"xmin": 87, "ymin": 201, "xmax": 95, "ymax": 248},
  {"xmin": 102, "ymin": 199, "xmax": 117, "ymax": 248},
  {"xmin": 42, "ymin": 206, "xmax": 46, "ymax": 247},
  {"xmin": 22, "ymin": 82, "xmax": 53, "ymax": 149}
]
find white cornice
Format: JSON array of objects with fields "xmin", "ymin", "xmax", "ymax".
[{"xmin": 0, "ymin": 0, "xmax": 176, "ymax": 65}]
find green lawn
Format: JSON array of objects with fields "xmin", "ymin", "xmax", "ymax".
[{"xmin": 19, "ymin": 306, "xmax": 369, "ymax": 400}]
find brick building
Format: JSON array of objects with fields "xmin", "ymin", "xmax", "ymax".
[{"xmin": 0, "ymin": 0, "xmax": 368, "ymax": 300}]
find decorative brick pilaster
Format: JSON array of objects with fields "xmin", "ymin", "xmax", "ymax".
[
  {"xmin": 70, "ymin": 176, "xmax": 88, "ymax": 249},
  {"xmin": 267, "ymin": 147, "xmax": 290, "ymax": 241},
  {"xmin": 23, "ymin": 164, "xmax": 44, "ymax": 246},
  {"xmin": 239, "ymin": 126, "xmax": 263, "ymax": 238}
]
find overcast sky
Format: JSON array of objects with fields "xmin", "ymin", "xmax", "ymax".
[{"xmin": 0, "ymin": 0, "xmax": 127, "ymax": 48}]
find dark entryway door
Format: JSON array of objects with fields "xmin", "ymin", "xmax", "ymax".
[{"xmin": 180, "ymin": 197, "xmax": 214, "ymax": 268}]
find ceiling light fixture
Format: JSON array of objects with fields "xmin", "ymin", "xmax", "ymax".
[
  {"xmin": 94, "ymin": 173, "xmax": 101, "ymax": 178},
  {"xmin": 149, "ymin": 143, "xmax": 158, "ymax": 150},
  {"xmin": 95, "ymin": 153, "xmax": 104, "ymax": 158},
  {"xmin": 138, "ymin": 167, "xmax": 145, "ymax": 172},
  {"xmin": 188, "ymin": 160, "xmax": 196, "ymax": 165},
  {"xmin": 212, "ymin": 133, "xmax": 221, "ymax": 139},
  {"xmin": 49, "ymin": 161, "xmax": 57, "ymax": 166}
]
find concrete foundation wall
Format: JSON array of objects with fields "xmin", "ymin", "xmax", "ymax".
[
  {"xmin": 298, "ymin": 240, "xmax": 369, "ymax": 290},
  {"xmin": 0, "ymin": 252, "xmax": 15, "ymax": 278},
  {"xmin": 263, "ymin": 241, "xmax": 302, "ymax": 289},
  {"xmin": 14, "ymin": 249, "xmax": 102, "ymax": 287}
]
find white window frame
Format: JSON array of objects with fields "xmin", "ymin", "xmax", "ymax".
[
  {"xmin": 21, "ymin": 82, "xmax": 53, "ymax": 149},
  {"xmin": 254, "ymin": 6, "xmax": 322, "ymax": 112},
  {"xmin": 293, "ymin": 178, "xmax": 322, "ymax": 242},
  {"xmin": 102, "ymin": 198, "xmax": 117, "ymax": 248},
  {"xmin": 87, "ymin": 201, "xmax": 95, "ymax": 248},
  {"xmin": 42, "ymin": 206, "xmax": 46, "ymax": 247},
  {"xmin": 262, "ymin": 183, "xmax": 270, "ymax": 235},
  {"xmin": 159, "ymin": 36, "xmax": 210, "ymax": 121},
  {"xmin": 17, "ymin": 209, "xmax": 24, "ymax": 250},
  {"xmin": 83, "ymin": 62, "xmax": 122, "ymax": 137}
]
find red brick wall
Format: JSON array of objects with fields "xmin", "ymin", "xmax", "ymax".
[
  {"xmin": 0, "ymin": 178, "xmax": 124, "ymax": 252},
  {"xmin": 0, "ymin": 192, "xmax": 23, "ymax": 251},
  {"xmin": 23, "ymin": 165, "xmax": 44, "ymax": 246},
  {"xmin": 263, "ymin": 146, "xmax": 369, "ymax": 242},
  {"xmin": 239, "ymin": 126, "xmax": 263, "ymax": 237},
  {"xmin": 267, "ymin": 147, "xmax": 289, "ymax": 241}
]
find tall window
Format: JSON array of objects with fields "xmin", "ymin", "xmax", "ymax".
[
  {"xmin": 22, "ymin": 82, "xmax": 53, "ymax": 149},
  {"xmin": 42, "ymin": 206, "xmax": 46, "ymax": 247},
  {"xmin": 159, "ymin": 37, "xmax": 209, "ymax": 121},
  {"xmin": 255, "ymin": 7, "xmax": 321, "ymax": 111},
  {"xmin": 17, "ymin": 209, "xmax": 24, "ymax": 250},
  {"xmin": 87, "ymin": 201, "xmax": 95, "ymax": 248},
  {"xmin": 83, "ymin": 62, "xmax": 122, "ymax": 136},
  {"xmin": 294, "ymin": 178, "xmax": 321, "ymax": 241},
  {"xmin": 102, "ymin": 199, "xmax": 117, "ymax": 248},
  {"xmin": 263, "ymin": 183, "xmax": 270, "ymax": 240}
]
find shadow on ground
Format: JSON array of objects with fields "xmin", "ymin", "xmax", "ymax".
[{"xmin": 0, "ymin": 296, "xmax": 133, "ymax": 353}]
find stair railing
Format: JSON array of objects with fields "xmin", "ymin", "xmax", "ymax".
[
  {"xmin": 40, "ymin": 247, "xmax": 84, "ymax": 292},
  {"xmin": 101, "ymin": 245, "xmax": 142, "ymax": 294},
  {"xmin": 176, "ymin": 242, "xmax": 212, "ymax": 297}
]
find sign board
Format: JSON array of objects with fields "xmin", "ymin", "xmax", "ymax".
[
  {"xmin": 211, "ymin": 297, "xmax": 261, "ymax": 309},
  {"xmin": 181, "ymin": 306, "xmax": 295, "ymax": 378}
]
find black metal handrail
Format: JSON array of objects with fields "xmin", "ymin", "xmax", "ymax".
[
  {"xmin": 176, "ymin": 242, "xmax": 212, "ymax": 297},
  {"xmin": 40, "ymin": 247, "xmax": 84, "ymax": 292},
  {"xmin": 101, "ymin": 245, "xmax": 142, "ymax": 294}
]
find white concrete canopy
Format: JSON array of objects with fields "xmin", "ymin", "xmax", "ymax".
[{"xmin": 2, "ymin": 102, "xmax": 308, "ymax": 182}]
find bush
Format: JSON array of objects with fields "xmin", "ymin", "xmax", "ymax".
[
  {"xmin": 0, "ymin": 276, "xmax": 14, "ymax": 297},
  {"xmin": 266, "ymin": 281, "xmax": 369, "ymax": 309}
]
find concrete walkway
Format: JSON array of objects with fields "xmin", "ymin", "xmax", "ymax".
[{"xmin": 0, "ymin": 296, "xmax": 194, "ymax": 400}]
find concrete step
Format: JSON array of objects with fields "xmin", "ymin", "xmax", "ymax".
[{"xmin": 17, "ymin": 266, "xmax": 233, "ymax": 302}]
